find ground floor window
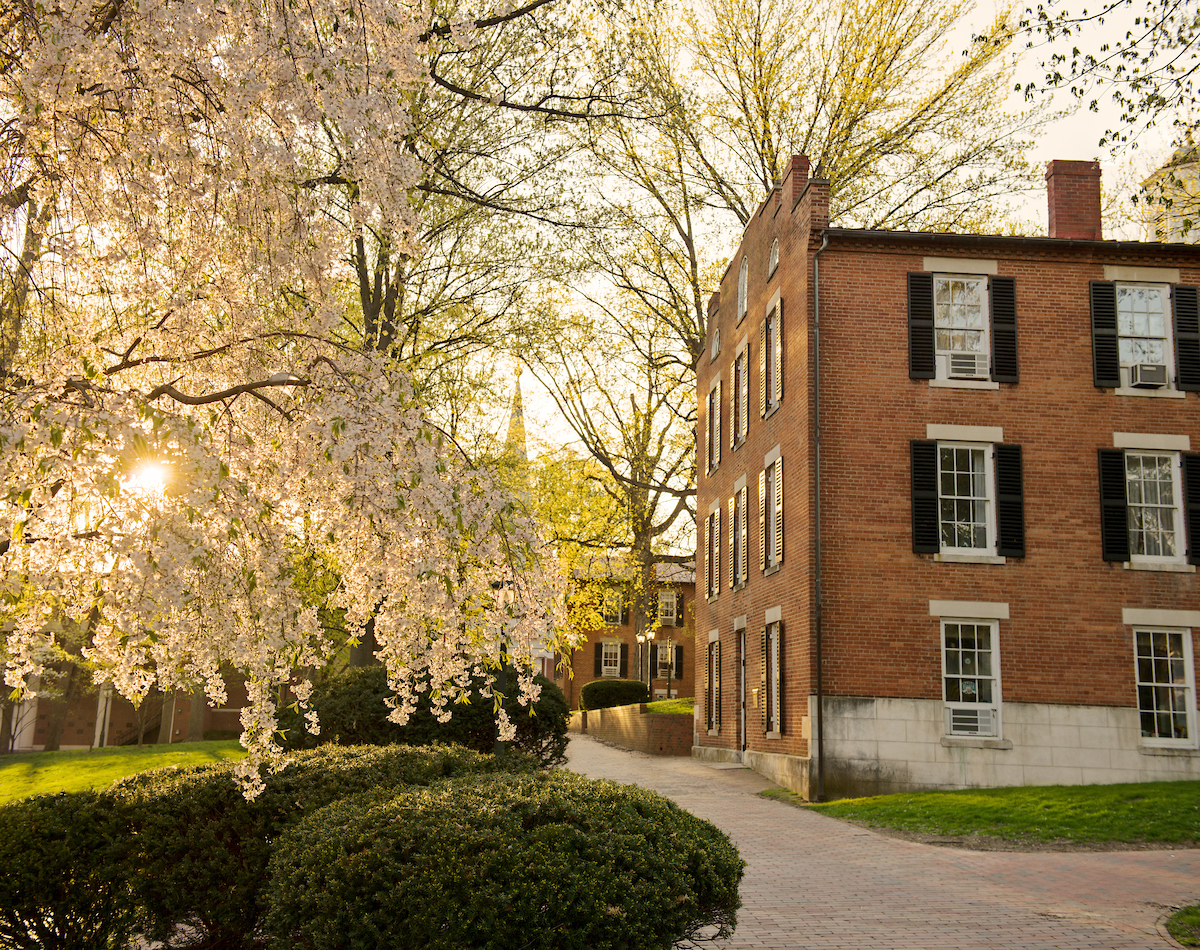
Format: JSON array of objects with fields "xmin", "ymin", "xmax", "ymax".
[
  {"xmin": 602, "ymin": 642, "xmax": 620, "ymax": 677},
  {"xmin": 942, "ymin": 619, "xmax": 999, "ymax": 736},
  {"xmin": 761, "ymin": 621, "xmax": 782, "ymax": 734},
  {"xmin": 1135, "ymin": 628, "xmax": 1196, "ymax": 746},
  {"xmin": 705, "ymin": 639, "xmax": 721, "ymax": 733}
]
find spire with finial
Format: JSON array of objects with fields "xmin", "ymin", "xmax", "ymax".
[{"xmin": 504, "ymin": 365, "xmax": 528, "ymax": 468}]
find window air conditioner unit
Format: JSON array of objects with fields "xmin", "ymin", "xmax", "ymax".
[
  {"xmin": 946, "ymin": 706, "xmax": 998, "ymax": 737},
  {"xmin": 948, "ymin": 353, "xmax": 990, "ymax": 379},
  {"xmin": 1129, "ymin": 363, "xmax": 1168, "ymax": 388}
]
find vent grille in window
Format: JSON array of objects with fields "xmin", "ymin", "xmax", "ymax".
[{"xmin": 947, "ymin": 706, "xmax": 997, "ymax": 736}]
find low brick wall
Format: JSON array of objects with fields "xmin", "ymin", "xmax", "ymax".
[{"xmin": 569, "ymin": 704, "xmax": 694, "ymax": 756}]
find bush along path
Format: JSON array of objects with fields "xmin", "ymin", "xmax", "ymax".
[{"xmin": 0, "ymin": 743, "xmax": 743, "ymax": 950}]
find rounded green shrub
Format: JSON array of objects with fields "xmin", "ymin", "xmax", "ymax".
[
  {"xmin": 0, "ymin": 791, "xmax": 137, "ymax": 950},
  {"xmin": 264, "ymin": 771, "xmax": 744, "ymax": 950},
  {"xmin": 116, "ymin": 743, "xmax": 533, "ymax": 950},
  {"xmin": 580, "ymin": 677, "xmax": 650, "ymax": 710},
  {"xmin": 276, "ymin": 666, "xmax": 570, "ymax": 767}
]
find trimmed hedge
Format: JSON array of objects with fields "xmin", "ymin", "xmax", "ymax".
[
  {"xmin": 0, "ymin": 791, "xmax": 137, "ymax": 950},
  {"xmin": 265, "ymin": 772, "xmax": 745, "ymax": 950},
  {"xmin": 581, "ymin": 677, "xmax": 650, "ymax": 710},
  {"xmin": 116, "ymin": 743, "xmax": 534, "ymax": 950},
  {"xmin": 276, "ymin": 666, "xmax": 570, "ymax": 767}
]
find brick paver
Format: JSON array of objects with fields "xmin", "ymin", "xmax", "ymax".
[{"xmin": 565, "ymin": 735, "xmax": 1200, "ymax": 949}]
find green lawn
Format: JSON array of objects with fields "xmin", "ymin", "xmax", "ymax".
[
  {"xmin": 0, "ymin": 741, "xmax": 246, "ymax": 804},
  {"xmin": 761, "ymin": 780, "xmax": 1200, "ymax": 845},
  {"xmin": 647, "ymin": 696, "xmax": 694, "ymax": 715},
  {"xmin": 1167, "ymin": 905, "xmax": 1200, "ymax": 947}
]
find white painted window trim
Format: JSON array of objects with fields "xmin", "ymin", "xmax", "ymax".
[
  {"xmin": 1132, "ymin": 626, "xmax": 1198, "ymax": 750},
  {"xmin": 940, "ymin": 617, "xmax": 1002, "ymax": 738},
  {"xmin": 924, "ymin": 257, "xmax": 998, "ymax": 275},
  {"xmin": 931, "ymin": 273, "xmax": 991, "ymax": 383},
  {"xmin": 1113, "ymin": 281, "xmax": 1176, "ymax": 392},
  {"xmin": 1105, "ymin": 264, "xmax": 1181, "ymax": 283},
  {"xmin": 930, "ymin": 378, "xmax": 1000, "ymax": 391},
  {"xmin": 1123, "ymin": 608, "xmax": 1200, "ymax": 627},
  {"xmin": 1122, "ymin": 450, "xmax": 1188, "ymax": 569},
  {"xmin": 601, "ymin": 640, "xmax": 621, "ymax": 677},
  {"xmin": 1112, "ymin": 432, "xmax": 1192, "ymax": 452},
  {"xmin": 936, "ymin": 441, "xmax": 997, "ymax": 557},
  {"xmin": 927, "ymin": 424, "xmax": 1003, "ymax": 442},
  {"xmin": 764, "ymin": 443, "xmax": 782, "ymax": 467},
  {"xmin": 765, "ymin": 605, "xmax": 782, "ymax": 624},
  {"xmin": 929, "ymin": 600, "xmax": 1010, "ymax": 619},
  {"xmin": 737, "ymin": 256, "xmax": 748, "ymax": 324}
]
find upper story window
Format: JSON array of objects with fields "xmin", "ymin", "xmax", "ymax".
[
  {"xmin": 759, "ymin": 298, "xmax": 782, "ymax": 415},
  {"xmin": 767, "ymin": 239, "xmax": 779, "ymax": 278},
  {"xmin": 657, "ymin": 589, "xmax": 679, "ymax": 626},
  {"xmin": 601, "ymin": 588, "xmax": 627, "ymax": 626},
  {"xmin": 1091, "ymin": 281, "xmax": 1200, "ymax": 393},
  {"xmin": 728, "ymin": 484, "xmax": 748, "ymax": 589},
  {"xmin": 710, "ymin": 326, "xmax": 721, "ymax": 363},
  {"xmin": 704, "ymin": 379, "xmax": 722, "ymax": 474},
  {"xmin": 761, "ymin": 620, "xmax": 782, "ymax": 735},
  {"xmin": 1098, "ymin": 440, "xmax": 1199, "ymax": 569},
  {"xmin": 730, "ymin": 343, "xmax": 748, "ymax": 448},
  {"xmin": 911, "ymin": 429, "xmax": 1025, "ymax": 561},
  {"xmin": 703, "ymin": 506, "xmax": 721, "ymax": 600},
  {"xmin": 737, "ymin": 257, "xmax": 748, "ymax": 324},
  {"xmin": 908, "ymin": 271, "xmax": 1017, "ymax": 385},
  {"xmin": 759, "ymin": 453, "xmax": 783, "ymax": 571}
]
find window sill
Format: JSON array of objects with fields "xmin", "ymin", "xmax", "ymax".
[
  {"xmin": 1124, "ymin": 560, "xmax": 1196, "ymax": 573},
  {"xmin": 930, "ymin": 378, "xmax": 1000, "ymax": 391},
  {"xmin": 706, "ymin": 593, "xmax": 719, "ymax": 604},
  {"xmin": 731, "ymin": 581, "xmax": 747, "ymax": 593},
  {"xmin": 732, "ymin": 436, "xmax": 746, "ymax": 452},
  {"xmin": 934, "ymin": 552, "xmax": 1007, "ymax": 565},
  {"xmin": 764, "ymin": 730, "xmax": 781, "ymax": 740},
  {"xmin": 707, "ymin": 728, "xmax": 720, "ymax": 737},
  {"xmin": 1113, "ymin": 386, "xmax": 1187, "ymax": 399},
  {"xmin": 763, "ymin": 563, "xmax": 781, "ymax": 577},
  {"xmin": 940, "ymin": 736, "xmax": 1012, "ymax": 750},
  {"xmin": 736, "ymin": 311, "xmax": 747, "ymax": 327},
  {"xmin": 764, "ymin": 402, "xmax": 781, "ymax": 421},
  {"xmin": 1138, "ymin": 745, "xmax": 1200, "ymax": 756}
]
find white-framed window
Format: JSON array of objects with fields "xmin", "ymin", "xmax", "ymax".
[
  {"xmin": 601, "ymin": 588, "xmax": 624, "ymax": 626},
  {"xmin": 934, "ymin": 274, "xmax": 990, "ymax": 380},
  {"xmin": 737, "ymin": 256, "xmax": 748, "ymax": 324},
  {"xmin": 942, "ymin": 618, "xmax": 1000, "ymax": 737},
  {"xmin": 730, "ymin": 344, "xmax": 748, "ymax": 447},
  {"xmin": 938, "ymin": 442, "xmax": 996, "ymax": 555},
  {"xmin": 759, "ymin": 300, "xmax": 782, "ymax": 415},
  {"xmin": 1125, "ymin": 451, "xmax": 1185, "ymax": 565},
  {"xmin": 704, "ymin": 507, "xmax": 720, "ymax": 600},
  {"xmin": 656, "ymin": 644, "xmax": 675, "ymax": 679},
  {"xmin": 601, "ymin": 641, "xmax": 621, "ymax": 677},
  {"xmin": 759, "ymin": 456, "xmax": 783, "ymax": 570},
  {"xmin": 767, "ymin": 238, "xmax": 779, "ymax": 278},
  {"xmin": 657, "ymin": 589, "xmax": 677, "ymax": 626},
  {"xmin": 761, "ymin": 620, "xmax": 782, "ymax": 734},
  {"xmin": 1134, "ymin": 627, "xmax": 1197, "ymax": 747},
  {"xmin": 705, "ymin": 379, "xmax": 721, "ymax": 474},
  {"xmin": 710, "ymin": 326, "xmax": 720, "ymax": 363},
  {"xmin": 1117, "ymin": 283, "xmax": 1175, "ymax": 389},
  {"xmin": 728, "ymin": 485, "xmax": 749, "ymax": 588}
]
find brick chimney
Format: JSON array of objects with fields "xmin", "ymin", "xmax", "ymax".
[
  {"xmin": 785, "ymin": 155, "xmax": 811, "ymax": 209},
  {"xmin": 1045, "ymin": 160, "xmax": 1103, "ymax": 240}
]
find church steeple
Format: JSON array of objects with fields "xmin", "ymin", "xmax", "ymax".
[{"xmin": 505, "ymin": 366, "xmax": 528, "ymax": 466}]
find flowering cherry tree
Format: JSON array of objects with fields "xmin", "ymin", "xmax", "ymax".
[{"xmin": 0, "ymin": 0, "xmax": 570, "ymax": 793}]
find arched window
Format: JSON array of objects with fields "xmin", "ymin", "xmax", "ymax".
[
  {"xmin": 768, "ymin": 238, "xmax": 779, "ymax": 277},
  {"xmin": 737, "ymin": 257, "xmax": 748, "ymax": 322}
]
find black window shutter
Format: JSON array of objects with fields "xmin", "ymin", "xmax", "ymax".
[
  {"xmin": 674, "ymin": 645, "xmax": 684, "ymax": 680},
  {"xmin": 674, "ymin": 592, "xmax": 683, "ymax": 627},
  {"xmin": 649, "ymin": 644, "xmax": 658, "ymax": 679},
  {"xmin": 911, "ymin": 440, "xmax": 940, "ymax": 553},
  {"xmin": 594, "ymin": 643, "xmax": 603, "ymax": 676},
  {"xmin": 776, "ymin": 622, "xmax": 784, "ymax": 735},
  {"xmin": 619, "ymin": 643, "xmax": 628, "ymax": 678},
  {"xmin": 995, "ymin": 444, "xmax": 1025, "ymax": 558},
  {"xmin": 760, "ymin": 627, "xmax": 768, "ymax": 734},
  {"xmin": 1174, "ymin": 285, "xmax": 1200, "ymax": 391},
  {"xmin": 1184, "ymin": 453, "xmax": 1200, "ymax": 566},
  {"xmin": 1098, "ymin": 449, "xmax": 1130, "ymax": 562},
  {"xmin": 620, "ymin": 593, "xmax": 629, "ymax": 627},
  {"xmin": 989, "ymin": 276, "xmax": 1018, "ymax": 383},
  {"xmin": 1091, "ymin": 281, "xmax": 1121, "ymax": 388},
  {"xmin": 908, "ymin": 273, "xmax": 935, "ymax": 379}
]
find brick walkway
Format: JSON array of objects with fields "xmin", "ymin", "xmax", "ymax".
[{"xmin": 565, "ymin": 735, "xmax": 1200, "ymax": 949}]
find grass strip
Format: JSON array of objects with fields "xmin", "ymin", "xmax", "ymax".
[
  {"xmin": 1167, "ymin": 905, "xmax": 1200, "ymax": 947},
  {"xmin": 762, "ymin": 780, "xmax": 1200, "ymax": 844},
  {"xmin": 0, "ymin": 741, "xmax": 246, "ymax": 804},
  {"xmin": 646, "ymin": 697, "xmax": 694, "ymax": 715}
]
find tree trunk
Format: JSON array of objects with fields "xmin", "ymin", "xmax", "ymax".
[
  {"xmin": 0, "ymin": 701, "xmax": 12, "ymax": 754},
  {"xmin": 185, "ymin": 689, "xmax": 206, "ymax": 742}
]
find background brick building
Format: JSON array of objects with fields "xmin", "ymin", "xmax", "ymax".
[{"xmin": 695, "ymin": 156, "xmax": 1200, "ymax": 798}]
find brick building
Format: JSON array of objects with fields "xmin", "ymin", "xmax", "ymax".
[
  {"xmin": 556, "ymin": 563, "xmax": 696, "ymax": 710},
  {"xmin": 694, "ymin": 157, "xmax": 1200, "ymax": 798}
]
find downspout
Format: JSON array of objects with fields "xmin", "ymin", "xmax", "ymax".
[{"xmin": 812, "ymin": 231, "xmax": 830, "ymax": 802}]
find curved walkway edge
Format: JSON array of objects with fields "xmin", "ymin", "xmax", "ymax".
[{"xmin": 565, "ymin": 735, "xmax": 1200, "ymax": 950}]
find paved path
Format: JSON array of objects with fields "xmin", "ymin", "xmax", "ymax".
[{"xmin": 565, "ymin": 735, "xmax": 1200, "ymax": 949}]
